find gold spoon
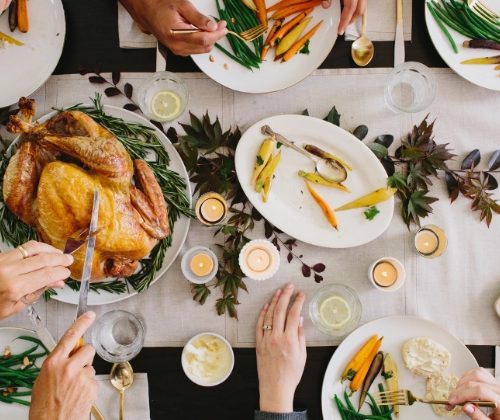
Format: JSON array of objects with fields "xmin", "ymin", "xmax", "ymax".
[
  {"xmin": 351, "ymin": 11, "xmax": 375, "ymax": 67},
  {"xmin": 110, "ymin": 362, "xmax": 134, "ymax": 420}
]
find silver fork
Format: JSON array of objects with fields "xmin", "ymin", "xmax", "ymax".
[
  {"xmin": 468, "ymin": 0, "xmax": 499, "ymax": 24},
  {"xmin": 374, "ymin": 389, "xmax": 497, "ymax": 409},
  {"xmin": 170, "ymin": 24, "xmax": 267, "ymax": 42}
]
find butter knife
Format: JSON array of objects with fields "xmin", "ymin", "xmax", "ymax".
[{"xmin": 394, "ymin": 0, "xmax": 405, "ymax": 66}]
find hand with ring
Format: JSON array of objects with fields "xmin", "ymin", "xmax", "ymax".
[
  {"xmin": 0, "ymin": 240, "xmax": 73, "ymax": 319},
  {"xmin": 256, "ymin": 283, "xmax": 306, "ymax": 413}
]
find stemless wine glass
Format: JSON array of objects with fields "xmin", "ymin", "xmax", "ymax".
[
  {"xmin": 91, "ymin": 310, "xmax": 145, "ymax": 363},
  {"xmin": 384, "ymin": 62, "xmax": 437, "ymax": 113}
]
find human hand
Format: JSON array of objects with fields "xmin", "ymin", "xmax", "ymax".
[
  {"xmin": 30, "ymin": 312, "xmax": 98, "ymax": 420},
  {"xmin": 321, "ymin": 0, "xmax": 367, "ymax": 35},
  {"xmin": 0, "ymin": 0, "xmax": 12, "ymax": 14},
  {"xmin": 0, "ymin": 241, "xmax": 73, "ymax": 319},
  {"xmin": 448, "ymin": 368, "xmax": 500, "ymax": 419},
  {"xmin": 120, "ymin": 0, "xmax": 227, "ymax": 56},
  {"xmin": 256, "ymin": 283, "xmax": 306, "ymax": 413}
]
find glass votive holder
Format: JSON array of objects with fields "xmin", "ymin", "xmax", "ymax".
[
  {"xmin": 384, "ymin": 62, "xmax": 437, "ymax": 113},
  {"xmin": 91, "ymin": 310, "xmax": 145, "ymax": 363},
  {"xmin": 309, "ymin": 284, "xmax": 362, "ymax": 337},
  {"xmin": 181, "ymin": 246, "xmax": 218, "ymax": 284},
  {"xmin": 194, "ymin": 192, "xmax": 228, "ymax": 226},
  {"xmin": 368, "ymin": 257, "xmax": 406, "ymax": 292},
  {"xmin": 136, "ymin": 71, "xmax": 189, "ymax": 123},
  {"xmin": 414, "ymin": 224, "xmax": 447, "ymax": 258}
]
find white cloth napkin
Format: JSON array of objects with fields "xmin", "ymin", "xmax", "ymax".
[
  {"xmin": 117, "ymin": 3, "xmax": 157, "ymax": 49},
  {"xmin": 344, "ymin": 0, "xmax": 413, "ymax": 41},
  {"xmin": 95, "ymin": 373, "xmax": 150, "ymax": 420}
]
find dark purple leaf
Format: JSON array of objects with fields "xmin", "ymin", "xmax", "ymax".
[
  {"xmin": 302, "ymin": 264, "xmax": 311, "ymax": 277},
  {"xmin": 314, "ymin": 274, "xmax": 323, "ymax": 283},
  {"xmin": 149, "ymin": 120, "xmax": 165, "ymax": 134},
  {"xmin": 461, "ymin": 149, "xmax": 480, "ymax": 170},
  {"xmin": 271, "ymin": 237, "xmax": 280, "ymax": 251},
  {"xmin": 89, "ymin": 75, "xmax": 106, "ymax": 84},
  {"xmin": 112, "ymin": 71, "xmax": 121, "ymax": 85},
  {"xmin": 264, "ymin": 221, "xmax": 273, "ymax": 239},
  {"xmin": 374, "ymin": 134, "xmax": 394, "ymax": 148},
  {"xmin": 488, "ymin": 150, "xmax": 500, "ymax": 171},
  {"xmin": 123, "ymin": 103, "xmax": 139, "ymax": 112},
  {"xmin": 104, "ymin": 87, "xmax": 121, "ymax": 97},
  {"xmin": 445, "ymin": 171, "xmax": 459, "ymax": 203},
  {"xmin": 312, "ymin": 263, "xmax": 325, "ymax": 273},
  {"xmin": 287, "ymin": 253, "xmax": 293, "ymax": 263},
  {"xmin": 251, "ymin": 207, "xmax": 263, "ymax": 221},
  {"xmin": 395, "ymin": 146, "xmax": 403, "ymax": 159},
  {"xmin": 352, "ymin": 125, "xmax": 368, "ymax": 141},
  {"xmin": 166, "ymin": 126, "xmax": 178, "ymax": 143},
  {"xmin": 124, "ymin": 83, "xmax": 133, "ymax": 99},
  {"xmin": 381, "ymin": 157, "xmax": 395, "ymax": 176},
  {"xmin": 483, "ymin": 172, "xmax": 498, "ymax": 191}
]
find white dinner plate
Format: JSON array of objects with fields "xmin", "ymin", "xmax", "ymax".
[
  {"xmin": 0, "ymin": 105, "xmax": 191, "ymax": 305},
  {"xmin": 191, "ymin": 0, "xmax": 340, "ymax": 93},
  {"xmin": 0, "ymin": 327, "xmax": 45, "ymax": 420},
  {"xmin": 235, "ymin": 115, "xmax": 394, "ymax": 248},
  {"xmin": 321, "ymin": 316, "xmax": 479, "ymax": 420},
  {"xmin": 0, "ymin": 0, "xmax": 66, "ymax": 107},
  {"xmin": 425, "ymin": 0, "xmax": 500, "ymax": 91}
]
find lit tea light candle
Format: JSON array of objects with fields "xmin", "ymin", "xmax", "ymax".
[
  {"xmin": 495, "ymin": 296, "xmax": 500, "ymax": 319},
  {"xmin": 181, "ymin": 246, "xmax": 218, "ymax": 284},
  {"xmin": 195, "ymin": 192, "xmax": 228, "ymax": 226},
  {"xmin": 239, "ymin": 239, "xmax": 280, "ymax": 281},
  {"xmin": 414, "ymin": 224, "xmax": 447, "ymax": 258},
  {"xmin": 368, "ymin": 257, "xmax": 405, "ymax": 292}
]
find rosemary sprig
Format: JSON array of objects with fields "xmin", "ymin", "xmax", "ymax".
[{"xmin": 65, "ymin": 279, "xmax": 128, "ymax": 295}]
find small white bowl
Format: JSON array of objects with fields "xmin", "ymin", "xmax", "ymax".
[
  {"xmin": 181, "ymin": 332, "xmax": 234, "ymax": 387},
  {"xmin": 368, "ymin": 257, "xmax": 406, "ymax": 292},
  {"xmin": 181, "ymin": 246, "xmax": 218, "ymax": 285}
]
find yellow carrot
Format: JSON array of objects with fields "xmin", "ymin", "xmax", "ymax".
[
  {"xmin": 0, "ymin": 31, "xmax": 23, "ymax": 46},
  {"xmin": 341, "ymin": 335, "xmax": 379, "ymax": 382},
  {"xmin": 275, "ymin": 16, "xmax": 312, "ymax": 56},
  {"xmin": 305, "ymin": 180, "xmax": 338, "ymax": 230},
  {"xmin": 350, "ymin": 337, "xmax": 383, "ymax": 392},
  {"xmin": 282, "ymin": 20, "xmax": 322, "ymax": 61},
  {"xmin": 268, "ymin": 11, "xmax": 309, "ymax": 47}
]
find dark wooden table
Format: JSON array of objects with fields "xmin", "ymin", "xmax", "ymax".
[{"xmin": 57, "ymin": 1, "xmax": 494, "ymax": 419}]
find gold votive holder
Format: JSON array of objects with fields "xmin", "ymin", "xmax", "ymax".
[
  {"xmin": 368, "ymin": 257, "xmax": 406, "ymax": 292},
  {"xmin": 414, "ymin": 224, "xmax": 447, "ymax": 258},
  {"xmin": 195, "ymin": 192, "xmax": 228, "ymax": 226}
]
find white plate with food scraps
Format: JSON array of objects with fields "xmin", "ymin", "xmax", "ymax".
[
  {"xmin": 235, "ymin": 115, "xmax": 394, "ymax": 248},
  {"xmin": 321, "ymin": 316, "xmax": 478, "ymax": 420},
  {"xmin": 0, "ymin": 328, "xmax": 46, "ymax": 420},
  {"xmin": 191, "ymin": 0, "xmax": 340, "ymax": 93},
  {"xmin": 425, "ymin": 0, "xmax": 500, "ymax": 91},
  {"xmin": 0, "ymin": 105, "xmax": 191, "ymax": 305},
  {"xmin": 0, "ymin": 0, "xmax": 65, "ymax": 107}
]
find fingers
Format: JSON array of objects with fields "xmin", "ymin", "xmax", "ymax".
[
  {"xmin": 273, "ymin": 283, "xmax": 295, "ymax": 333},
  {"xmin": 14, "ymin": 253, "xmax": 73, "ymax": 275},
  {"xmin": 16, "ymin": 266, "xmax": 71, "ymax": 297},
  {"xmin": 178, "ymin": 1, "xmax": 218, "ymax": 31},
  {"xmin": 171, "ymin": 22, "xmax": 227, "ymax": 55},
  {"xmin": 298, "ymin": 316, "xmax": 305, "ymax": 348},
  {"xmin": 285, "ymin": 291, "xmax": 305, "ymax": 336},
  {"xmin": 321, "ymin": 0, "xmax": 331, "ymax": 9},
  {"xmin": 338, "ymin": 0, "xmax": 357, "ymax": 35},
  {"xmin": 462, "ymin": 404, "xmax": 490, "ymax": 420},
  {"xmin": 0, "ymin": 241, "xmax": 62, "ymax": 264},
  {"xmin": 449, "ymin": 381, "xmax": 500, "ymax": 407},
  {"xmin": 263, "ymin": 288, "xmax": 281, "ymax": 330},
  {"xmin": 52, "ymin": 312, "xmax": 96, "ymax": 359},
  {"xmin": 70, "ymin": 344, "xmax": 96, "ymax": 368},
  {"xmin": 256, "ymin": 303, "xmax": 269, "ymax": 346},
  {"xmin": 82, "ymin": 365, "xmax": 96, "ymax": 378},
  {"xmin": 457, "ymin": 368, "xmax": 496, "ymax": 388},
  {"xmin": 351, "ymin": 0, "xmax": 367, "ymax": 23}
]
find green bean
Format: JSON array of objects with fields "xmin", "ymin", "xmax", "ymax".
[
  {"xmin": 214, "ymin": 43, "xmax": 254, "ymax": 69},
  {"xmin": 428, "ymin": 3, "xmax": 459, "ymax": 53},
  {"xmin": 0, "ymin": 393, "xmax": 30, "ymax": 407}
]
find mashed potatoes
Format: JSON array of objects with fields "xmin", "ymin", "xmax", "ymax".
[{"xmin": 402, "ymin": 337, "xmax": 451, "ymax": 378}]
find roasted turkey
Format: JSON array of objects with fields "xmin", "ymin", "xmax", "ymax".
[{"xmin": 3, "ymin": 98, "xmax": 170, "ymax": 281}]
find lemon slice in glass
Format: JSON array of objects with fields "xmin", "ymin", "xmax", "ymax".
[
  {"xmin": 151, "ymin": 90, "xmax": 181, "ymax": 121},
  {"xmin": 319, "ymin": 296, "xmax": 351, "ymax": 329}
]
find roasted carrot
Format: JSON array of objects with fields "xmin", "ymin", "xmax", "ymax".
[
  {"xmin": 271, "ymin": 0, "xmax": 320, "ymax": 20},
  {"xmin": 254, "ymin": 0, "xmax": 268, "ymax": 26},
  {"xmin": 267, "ymin": 0, "xmax": 306, "ymax": 12},
  {"xmin": 305, "ymin": 180, "xmax": 338, "ymax": 230},
  {"xmin": 268, "ymin": 10, "xmax": 310, "ymax": 47},
  {"xmin": 263, "ymin": 19, "xmax": 282, "ymax": 46},
  {"xmin": 282, "ymin": 20, "xmax": 322, "ymax": 61},
  {"xmin": 276, "ymin": 16, "xmax": 311, "ymax": 56},
  {"xmin": 350, "ymin": 337, "xmax": 383, "ymax": 392},
  {"xmin": 341, "ymin": 335, "xmax": 379, "ymax": 382},
  {"xmin": 16, "ymin": 0, "xmax": 28, "ymax": 33}
]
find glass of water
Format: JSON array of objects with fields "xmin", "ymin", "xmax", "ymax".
[
  {"xmin": 136, "ymin": 71, "xmax": 189, "ymax": 123},
  {"xmin": 384, "ymin": 62, "xmax": 437, "ymax": 113},
  {"xmin": 91, "ymin": 310, "xmax": 145, "ymax": 363}
]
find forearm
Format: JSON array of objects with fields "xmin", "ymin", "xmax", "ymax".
[{"xmin": 255, "ymin": 410, "xmax": 308, "ymax": 420}]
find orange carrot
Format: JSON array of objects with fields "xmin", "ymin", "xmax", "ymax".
[
  {"xmin": 350, "ymin": 337, "xmax": 383, "ymax": 392},
  {"xmin": 263, "ymin": 19, "xmax": 282, "ymax": 46},
  {"xmin": 282, "ymin": 20, "xmax": 322, "ymax": 61},
  {"xmin": 341, "ymin": 335, "xmax": 379, "ymax": 382},
  {"xmin": 261, "ymin": 45, "xmax": 270, "ymax": 60},
  {"xmin": 267, "ymin": 0, "xmax": 306, "ymax": 12},
  {"xmin": 271, "ymin": 0, "xmax": 320, "ymax": 20},
  {"xmin": 268, "ymin": 10, "xmax": 310, "ymax": 47},
  {"xmin": 305, "ymin": 180, "xmax": 338, "ymax": 230},
  {"xmin": 254, "ymin": 0, "xmax": 268, "ymax": 26},
  {"xmin": 17, "ymin": 0, "xmax": 28, "ymax": 33}
]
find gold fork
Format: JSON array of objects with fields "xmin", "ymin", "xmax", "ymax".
[
  {"xmin": 467, "ymin": 0, "xmax": 499, "ymax": 24},
  {"xmin": 374, "ymin": 389, "xmax": 497, "ymax": 409},
  {"xmin": 170, "ymin": 24, "xmax": 267, "ymax": 42}
]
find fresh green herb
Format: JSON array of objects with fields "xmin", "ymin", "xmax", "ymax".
[
  {"xmin": 382, "ymin": 370, "xmax": 393, "ymax": 380},
  {"xmin": 364, "ymin": 206, "xmax": 380, "ymax": 221},
  {"xmin": 300, "ymin": 39, "xmax": 311, "ymax": 54},
  {"xmin": 277, "ymin": 142, "xmax": 283, "ymax": 149},
  {"xmin": 256, "ymin": 155, "xmax": 264, "ymax": 165},
  {"xmin": 346, "ymin": 368, "xmax": 356, "ymax": 381}
]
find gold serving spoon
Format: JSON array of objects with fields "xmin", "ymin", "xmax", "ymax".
[
  {"xmin": 351, "ymin": 11, "xmax": 374, "ymax": 67},
  {"xmin": 110, "ymin": 362, "xmax": 134, "ymax": 420}
]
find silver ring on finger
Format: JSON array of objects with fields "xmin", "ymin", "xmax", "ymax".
[
  {"xmin": 262, "ymin": 324, "xmax": 273, "ymax": 331},
  {"xmin": 17, "ymin": 245, "xmax": 29, "ymax": 259}
]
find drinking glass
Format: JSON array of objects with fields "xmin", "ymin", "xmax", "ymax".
[
  {"xmin": 136, "ymin": 71, "xmax": 189, "ymax": 123},
  {"xmin": 384, "ymin": 62, "xmax": 437, "ymax": 113},
  {"xmin": 91, "ymin": 310, "xmax": 145, "ymax": 363}
]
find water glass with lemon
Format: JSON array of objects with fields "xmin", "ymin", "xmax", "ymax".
[
  {"xmin": 137, "ymin": 72, "xmax": 188, "ymax": 123},
  {"xmin": 309, "ymin": 284, "xmax": 362, "ymax": 337}
]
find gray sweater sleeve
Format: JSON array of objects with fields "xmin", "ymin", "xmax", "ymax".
[{"xmin": 254, "ymin": 410, "xmax": 308, "ymax": 420}]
